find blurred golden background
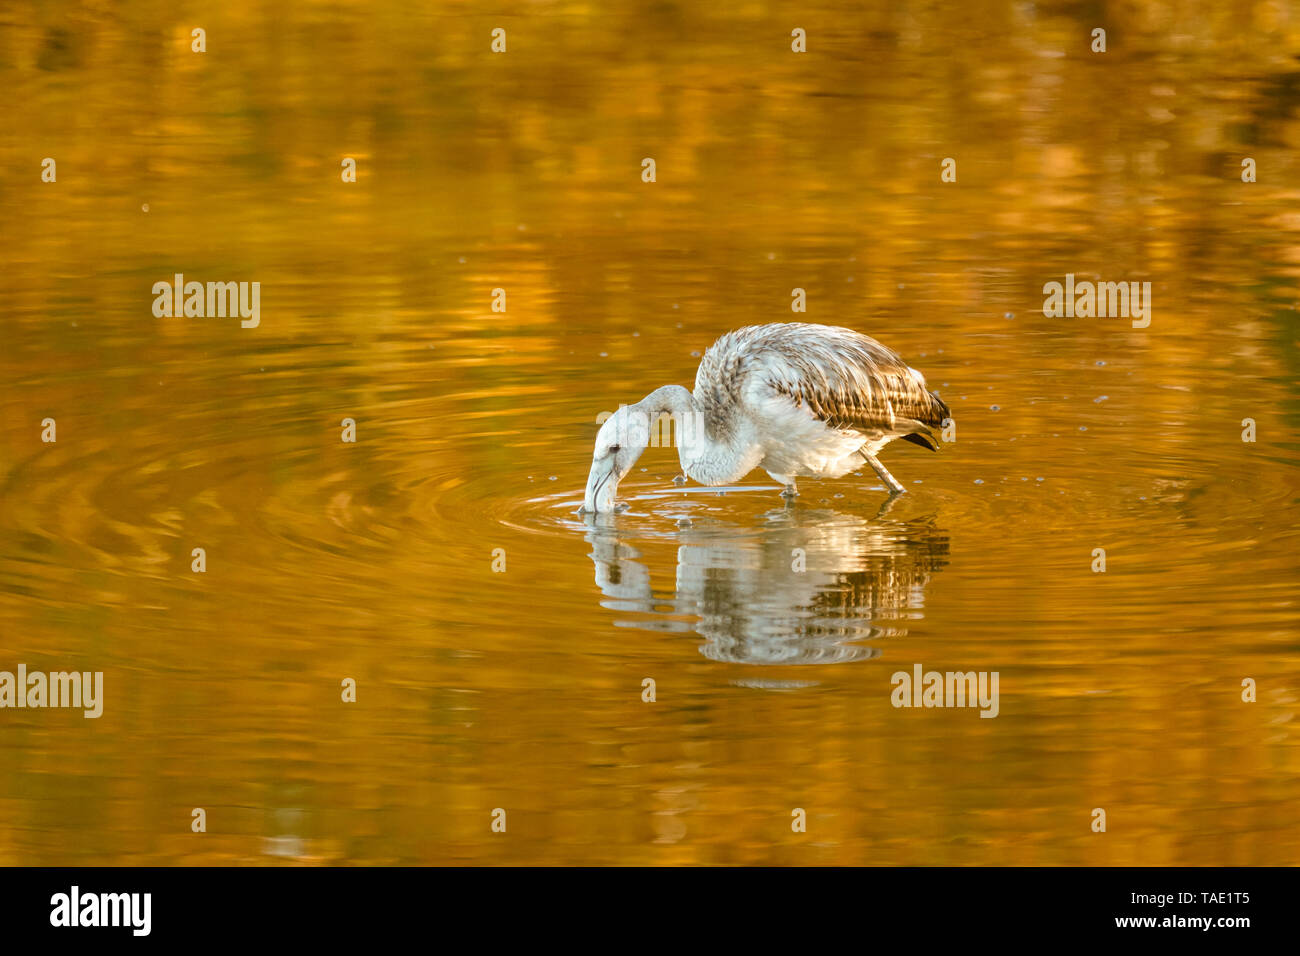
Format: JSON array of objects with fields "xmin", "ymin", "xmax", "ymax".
[{"xmin": 0, "ymin": 0, "xmax": 1298, "ymax": 864}]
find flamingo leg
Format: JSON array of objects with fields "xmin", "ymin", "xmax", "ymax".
[{"xmin": 862, "ymin": 453, "xmax": 906, "ymax": 495}]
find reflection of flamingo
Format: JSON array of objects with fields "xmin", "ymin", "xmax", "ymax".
[
  {"xmin": 582, "ymin": 323, "xmax": 951, "ymax": 513},
  {"xmin": 584, "ymin": 508, "xmax": 949, "ymax": 667}
]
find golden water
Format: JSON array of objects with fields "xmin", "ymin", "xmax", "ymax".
[{"xmin": 1, "ymin": 1, "xmax": 1298, "ymax": 864}]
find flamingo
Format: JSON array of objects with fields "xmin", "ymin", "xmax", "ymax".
[{"xmin": 581, "ymin": 322, "xmax": 951, "ymax": 513}]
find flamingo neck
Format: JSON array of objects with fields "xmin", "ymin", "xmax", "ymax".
[{"xmin": 633, "ymin": 384, "xmax": 746, "ymax": 486}]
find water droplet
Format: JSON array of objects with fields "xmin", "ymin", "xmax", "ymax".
[
  {"xmin": 1095, "ymin": 359, "xmax": 1106, "ymax": 366},
  {"xmin": 974, "ymin": 478, "xmax": 984, "ymax": 484},
  {"xmin": 990, "ymin": 404, "xmax": 1000, "ymax": 411},
  {"xmin": 141, "ymin": 203, "xmax": 150, "ymax": 212},
  {"xmin": 1004, "ymin": 311, "xmax": 1014, "ymax": 319},
  {"xmin": 1079, "ymin": 425, "xmax": 1088, "ymax": 431},
  {"xmin": 690, "ymin": 351, "xmax": 701, "ymax": 357},
  {"xmin": 548, "ymin": 475, "xmax": 557, "ymax": 481},
  {"xmin": 1094, "ymin": 395, "xmax": 1108, "ymax": 403},
  {"xmin": 599, "ymin": 352, "xmax": 608, "ymax": 357},
  {"xmin": 676, "ymin": 518, "xmax": 693, "ymax": 529},
  {"xmin": 1036, "ymin": 477, "xmax": 1044, "ymax": 481}
]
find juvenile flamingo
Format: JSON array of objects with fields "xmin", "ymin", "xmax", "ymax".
[{"xmin": 581, "ymin": 322, "xmax": 950, "ymax": 513}]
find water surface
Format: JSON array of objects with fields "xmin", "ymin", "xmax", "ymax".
[{"xmin": 1, "ymin": 1, "xmax": 1298, "ymax": 864}]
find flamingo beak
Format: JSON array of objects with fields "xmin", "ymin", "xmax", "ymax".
[{"xmin": 581, "ymin": 457, "xmax": 619, "ymax": 514}]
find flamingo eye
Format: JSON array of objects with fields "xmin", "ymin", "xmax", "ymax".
[{"xmin": 608, "ymin": 444, "xmax": 621, "ymax": 454}]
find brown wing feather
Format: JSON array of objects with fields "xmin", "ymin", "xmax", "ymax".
[{"xmin": 697, "ymin": 323, "xmax": 948, "ymax": 441}]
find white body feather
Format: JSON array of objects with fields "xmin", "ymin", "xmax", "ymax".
[{"xmin": 680, "ymin": 323, "xmax": 948, "ymax": 487}]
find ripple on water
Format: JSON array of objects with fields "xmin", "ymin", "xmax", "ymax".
[
  {"xmin": 497, "ymin": 479, "xmax": 952, "ymax": 667},
  {"xmin": 482, "ymin": 422, "xmax": 1300, "ymax": 672}
]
